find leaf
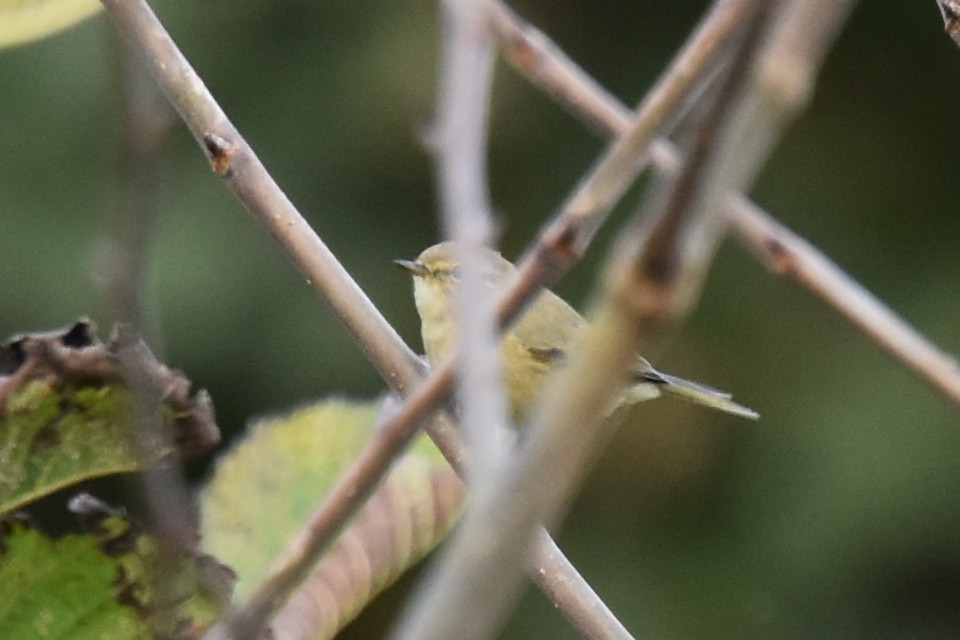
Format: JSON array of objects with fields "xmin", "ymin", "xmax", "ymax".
[
  {"xmin": 0, "ymin": 494, "xmax": 233, "ymax": 639},
  {"xmin": 0, "ymin": 321, "xmax": 220, "ymax": 516},
  {"xmin": 0, "ymin": 0, "xmax": 102, "ymax": 49},
  {"xmin": 0, "ymin": 521, "xmax": 146, "ymax": 639},
  {"xmin": 200, "ymin": 399, "xmax": 464, "ymax": 640}
]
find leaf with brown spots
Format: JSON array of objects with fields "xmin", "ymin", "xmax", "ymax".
[
  {"xmin": 0, "ymin": 494, "xmax": 233, "ymax": 639},
  {"xmin": 0, "ymin": 321, "xmax": 219, "ymax": 516}
]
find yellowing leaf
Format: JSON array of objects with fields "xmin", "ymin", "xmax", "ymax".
[
  {"xmin": 0, "ymin": 0, "xmax": 102, "ymax": 49},
  {"xmin": 0, "ymin": 380, "xmax": 142, "ymax": 516},
  {"xmin": 0, "ymin": 322, "xmax": 220, "ymax": 517},
  {"xmin": 200, "ymin": 399, "xmax": 464, "ymax": 639}
]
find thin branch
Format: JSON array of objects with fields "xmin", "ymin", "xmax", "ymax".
[
  {"xmin": 490, "ymin": 0, "xmax": 761, "ymax": 341},
  {"xmin": 486, "ymin": 0, "xmax": 634, "ymax": 136},
  {"xmin": 630, "ymin": 0, "xmax": 863, "ymax": 327},
  {"xmin": 206, "ymin": 371, "xmax": 455, "ymax": 640},
  {"xmin": 433, "ymin": 0, "xmax": 510, "ymax": 480},
  {"xmin": 98, "ymin": 32, "xmax": 199, "ymax": 615},
  {"xmin": 938, "ymin": 1, "xmax": 960, "ymax": 47},
  {"xmin": 96, "ymin": 33, "xmax": 174, "ymax": 339},
  {"xmin": 631, "ymin": 0, "xmax": 774, "ymax": 330},
  {"xmin": 491, "ymin": 0, "xmax": 960, "ymax": 407},
  {"xmin": 502, "ymin": 0, "xmax": 755, "ymax": 245},
  {"xmin": 725, "ymin": 193, "xmax": 960, "ymax": 404},
  {"xmin": 99, "ymin": 0, "xmax": 425, "ymax": 397},
  {"xmin": 528, "ymin": 528, "xmax": 634, "ymax": 640},
  {"xmin": 98, "ymin": 2, "xmax": 634, "ymax": 639},
  {"xmin": 387, "ymin": 7, "xmax": 779, "ymax": 638}
]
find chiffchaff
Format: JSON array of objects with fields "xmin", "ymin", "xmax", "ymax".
[{"xmin": 396, "ymin": 242, "xmax": 758, "ymax": 421}]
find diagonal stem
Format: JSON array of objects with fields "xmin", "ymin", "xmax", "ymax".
[
  {"xmin": 387, "ymin": 6, "xmax": 780, "ymax": 638},
  {"xmin": 489, "ymin": 0, "xmax": 960, "ymax": 408},
  {"xmin": 97, "ymin": 1, "xmax": 636, "ymax": 639}
]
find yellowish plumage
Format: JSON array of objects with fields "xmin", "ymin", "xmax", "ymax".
[{"xmin": 396, "ymin": 242, "xmax": 758, "ymax": 422}]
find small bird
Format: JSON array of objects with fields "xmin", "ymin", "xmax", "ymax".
[{"xmin": 396, "ymin": 242, "xmax": 758, "ymax": 421}]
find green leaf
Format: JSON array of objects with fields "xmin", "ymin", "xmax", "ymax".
[
  {"xmin": 0, "ymin": 0, "xmax": 102, "ymax": 49},
  {"xmin": 0, "ymin": 496, "xmax": 233, "ymax": 639},
  {"xmin": 0, "ymin": 322, "xmax": 220, "ymax": 517},
  {"xmin": 200, "ymin": 399, "xmax": 463, "ymax": 639},
  {"xmin": 0, "ymin": 521, "xmax": 146, "ymax": 639},
  {"xmin": 0, "ymin": 380, "xmax": 141, "ymax": 516}
]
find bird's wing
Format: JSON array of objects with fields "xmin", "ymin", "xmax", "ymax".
[
  {"xmin": 525, "ymin": 345, "xmax": 566, "ymax": 364},
  {"xmin": 510, "ymin": 290, "xmax": 585, "ymax": 354}
]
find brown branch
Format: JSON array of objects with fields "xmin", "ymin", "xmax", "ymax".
[
  {"xmin": 97, "ymin": 35, "xmax": 201, "ymax": 597},
  {"xmin": 528, "ymin": 528, "xmax": 634, "ymax": 640},
  {"xmin": 98, "ymin": 0, "xmax": 425, "ymax": 396},
  {"xmin": 97, "ymin": 2, "xmax": 635, "ymax": 639},
  {"xmin": 631, "ymin": 0, "xmax": 773, "ymax": 331},
  {"xmin": 96, "ymin": 34, "xmax": 174, "ymax": 338},
  {"xmin": 490, "ymin": 0, "xmax": 761, "ymax": 342},
  {"xmin": 432, "ymin": 0, "xmax": 511, "ymax": 478},
  {"xmin": 938, "ymin": 1, "xmax": 960, "ymax": 47},
  {"xmin": 497, "ymin": 0, "xmax": 755, "ymax": 246},
  {"xmin": 387, "ymin": 7, "xmax": 780, "ymax": 639},
  {"xmin": 491, "ymin": 0, "xmax": 960, "ymax": 408},
  {"xmin": 725, "ymin": 193, "xmax": 960, "ymax": 404}
]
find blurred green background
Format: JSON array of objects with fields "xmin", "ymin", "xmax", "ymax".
[{"xmin": 2, "ymin": 1, "xmax": 960, "ymax": 638}]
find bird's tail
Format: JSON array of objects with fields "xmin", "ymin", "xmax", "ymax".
[{"xmin": 644, "ymin": 371, "xmax": 759, "ymax": 420}]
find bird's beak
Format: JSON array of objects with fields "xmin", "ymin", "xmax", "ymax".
[{"xmin": 393, "ymin": 258, "xmax": 429, "ymax": 277}]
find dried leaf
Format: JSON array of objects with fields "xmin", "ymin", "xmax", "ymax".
[{"xmin": 200, "ymin": 399, "xmax": 463, "ymax": 639}]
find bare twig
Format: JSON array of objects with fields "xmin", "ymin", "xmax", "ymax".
[
  {"xmin": 528, "ymin": 528, "xmax": 634, "ymax": 640},
  {"xmin": 492, "ymin": 0, "xmax": 960, "ymax": 407},
  {"xmin": 98, "ymin": 2, "xmax": 634, "ymax": 639},
  {"xmin": 490, "ymin": 0, "xmax": 762, "ymax": 343},
  {"xmin": 102, "ymin": 33, "xmax": 203, "ymax": 594},
  {"xmin": 540, "ymin": 0, "xmax": 754, "ymax": 244},
  {"xmin": 631, "ymin": 0, "xmax": 860, "ymax": 327},
  {"xmin": 938, "ymin": 1, "xmax": 960, "ymax": 47},
  {"xmin": 387, "ymin": 7, "xmax": 779, "ymax": 639},
  {"xmin": 726, "ymin": 194, "xmax": 960, "ymax": 404},
  {"xmin": 433, "ymin": 0, "xmax": 510, "ymax": 479},
  {"xmin": 98, "ymin": 0, "xmax": 426, "ymax": 396},
  {"xmin": 488, "ymin": 0, "xmax": 748, "ymax": 171},
  {"xmin": 96, "ymin": 34, "xmax": 174, "ymax": 339},
  {"xmin": 207, "ymin": 370, "xmax": 455, "ymax": 640},
  {"xmin": 399, "ymin": 1, "xmax": 634, "ymax": 638},
  {"xmin": 631, "ymin": 0, "xmax": 774, "ymax": 331}
]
